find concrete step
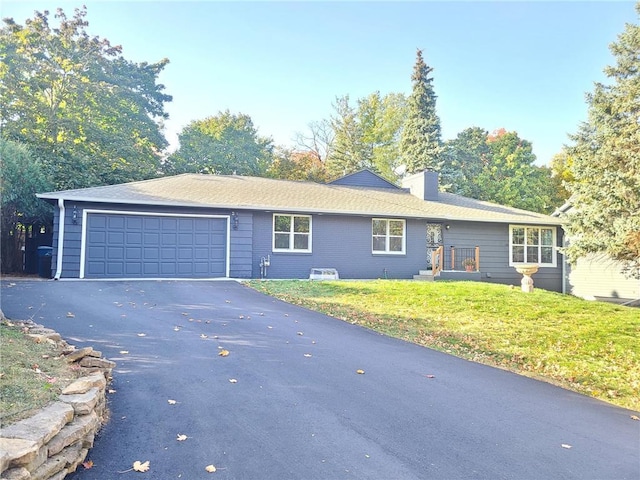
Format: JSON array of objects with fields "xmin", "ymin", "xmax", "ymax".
[
  {"xmin": 413, "ymin": 274, "xmax": 434, "ymax": 281},
  {"xmin": 418, "ymin": 270, "xmax": 434, "ymax": 276}
]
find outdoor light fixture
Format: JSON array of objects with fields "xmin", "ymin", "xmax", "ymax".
[
  {"xmin": 72, "ymin": 205, "xmax": 79, "ymax": 225},
  {"xmin": 231, "ymin": 211, "xmax": 239, "ymax": 230}
]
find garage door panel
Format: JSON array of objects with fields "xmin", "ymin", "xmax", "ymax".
[
  {"xmin": 85, "ymin": 213, "xmax": 227, "ymax": 278},
  {"xmin": 108, "ymin": 217, "xmax": 125, "ymax": 229}
]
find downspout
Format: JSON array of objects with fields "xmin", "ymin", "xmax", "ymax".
[{"xmin": 53, "ymin": 198, "xmax": 65, "ymax": 280}]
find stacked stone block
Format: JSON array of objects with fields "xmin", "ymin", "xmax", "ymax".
[{"xmin": 0, "ymin": 322, "xmax": 114, "ymax": 480}]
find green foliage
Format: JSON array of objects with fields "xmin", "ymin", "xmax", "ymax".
[
  {"xmin": 323, "ymin": 92, "xmax": 406, "ymax": 181},
  {"xmin": 441, "ymin": 128, "xmax": 566, "ymax": 213},
  {"xmin": 267, "ymin": 148, "xmax": 328, "ymax": 182},
  {"xmin": 165, "ymin": 110, "xmax": 273, "ymax": 176},
  {"xmin": 250, "ymin": 280, "xmax": 640, "ymax": 411},
  {"xmin": 0, "ymin": 138, "xmax": 53, "ymax": 272},
  {"xmin": 400, "ymin": 49, "xmax": 443, "ymax": 174},
  {"xmin": 0, "ymin": 7, "xmax": 172, "ymax": 190},
  {"xmin": 326, "ymin": 96, "xmax": 373, "ymax": 178},
  {"xmin": 441, "ymin": 127, "xmax": 490, "ymax": 196},
  {"xmin": 358, "ymin": 91, "xmax": 407, "ymax": 180},
  {"xmin": 564, "ymin": 6, "xmax": 640, "ymax": 278}
]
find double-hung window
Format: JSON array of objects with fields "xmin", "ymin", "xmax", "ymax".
[
  {"xmin": 509, "ymin": 225, "xmax": 556, "ymax": 267},
  {"xmin": 372, "ymin": 219, "xmax": 405, "ymax": 254},
  {"xmin": 273, "ymin": 214, "xmax": 311, "ymax": 252}
]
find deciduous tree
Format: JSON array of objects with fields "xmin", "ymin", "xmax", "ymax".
[
  {"xmin": 165, "ymin": 111, "xmax": 274, "ymax": 176},
  {"xmin": 564, "ymin": 6, "xmax": 640, "ymax": 277},
  {"xmin": 0, "ymin": 7, "xmax": 172, "ymax": 190}
]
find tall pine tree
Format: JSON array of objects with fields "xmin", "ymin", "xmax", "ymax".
[
  {"xmin": 400, "ymin": 49, "xmax": 443, "ymax": 174},
  {"xmin": 564, "ymin": 5, "xmax": 640, "ymax": 278}
]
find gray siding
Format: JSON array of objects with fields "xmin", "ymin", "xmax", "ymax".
[
  {"xmin": 329, "ymin": 170, "xmax": 398, "ymax": 189},
  {"xmin": 566, "ymin": 253, "xmax": 639, "ymax": 301},
  {"xmin": 443, "ymin": 221, "xmax": 563, "ymax": 292},
  {"xmin": 252, "ymin": 212, "xmax": 427, "ymax": 279}
]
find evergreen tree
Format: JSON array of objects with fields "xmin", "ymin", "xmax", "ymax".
[
  {"xmin": 564, "ymin": 5, "xmax": 640, "ymax": 278},
  {"xmin": 400, "ymin": 49, "xmax": 443, "ymax": 174}
]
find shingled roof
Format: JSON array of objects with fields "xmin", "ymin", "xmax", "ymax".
[{"xmin": 37, "ymin": 173, "xmax": 561, "ymax": 225}]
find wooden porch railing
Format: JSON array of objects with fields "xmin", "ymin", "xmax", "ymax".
[{"xmin": 431, "ymin": 245, "xmax": 444, "ymax": 276}]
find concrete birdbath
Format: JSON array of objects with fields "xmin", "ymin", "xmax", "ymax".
[{"xmin": 515, "ymin": 264, "xmax": 539, "ymax": 293}]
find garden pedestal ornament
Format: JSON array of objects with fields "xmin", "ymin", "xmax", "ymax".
[{"xmin": 515, "ymin": 264, "xmax": 539, "ymax": 293}]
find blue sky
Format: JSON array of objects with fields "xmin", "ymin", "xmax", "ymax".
[{"xmin": 2, "ymin": 1, "xmax": 636, "ymax": 166}]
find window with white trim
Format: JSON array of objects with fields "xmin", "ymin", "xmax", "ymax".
[
  {"xmin": 509, "ymin": 225, "xmax": 556, "ymax": 267},
  {"xmin": 372, "ymin": 219, "xmax": 406, "ymax": 254},
  {"xmin": 273, "ymin": 214, "xmax": 311, "ymax": 252}
]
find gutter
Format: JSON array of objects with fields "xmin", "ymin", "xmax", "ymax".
[{"xmin": 53, "ymin": 198, "xmax": 65, "ymax": 280}]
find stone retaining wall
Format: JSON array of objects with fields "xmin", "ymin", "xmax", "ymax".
[{"xmin": 0, "ymin": 322, "xmax": 115, "ymax": 480}]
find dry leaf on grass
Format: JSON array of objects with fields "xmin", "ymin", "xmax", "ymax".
[
  {"xmin": 218, "ymin": 349, "xmax": 230, "ymax": 357},
  {"xmin": 205, "ymin": 465, "xmax": 217, "ymax": 473}
]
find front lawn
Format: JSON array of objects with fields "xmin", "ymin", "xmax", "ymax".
[{"xmin": 248, "ymin": 280, "xmax": 639, "ymax": 411}]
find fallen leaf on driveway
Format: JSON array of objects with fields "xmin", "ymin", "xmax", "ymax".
[
  {"xmin": 561, "ymin": 444, "xmax": 572, "ymax": 449},
  {"xmin": 297, "ymin": 332, "xmax": 304, "ymax": 336},
  {"xmin": 118, "ymin": 460, "xmax": 150, "ymax": 473},
  {"xmin": 424, "ymin": 374, "xmax": 435, "ymax": 379},
  {"xmin": 205, "ymin": 465, "xmax": 217, "ymax": 473},
  {"xmin": 119, "ymin": 350, "xmax": 129, "ymax": 355},
  {"xmin": 167, "ymin": 399, "xmax": 177, "ymax": 405},
  {"xmin": 181, "ymin": 312, "xmax": 189, "ymax": 316},
  {"xmin": 173, "ymin": 326, "xmax": 181, "ymax": 331},
  {"xmin": 229, "ymin": 378, "xmax": 238, "ymax": 383},
  {"xmin": 137, "ymin": 333, "xmax": 146, "ymax": 337},
  {"xmin": 631, "ymin": 415, "xmax": 639, "ymax": 421},
  {"xmin": 176, "ymin": 434, "xmax": 188, "ymax": 441},
  {"xmin": 200, "ymin": 334, "xmax": 208, "ymax": 339},
  {"xmin": 218, "ymin": 349, "xmax": 230, "ymax": 357},
  {"xmin": 108, "ymin": 389, "xmax": 116, "ymax": 394},
  {"xmin": 356, "ymin": 369, "xmax": 365, "ymax": 374},
  {"xmin": 82, "ymin": 460, "xmax": 94, "ymax": 469},
  {"xmin": 303, "ymin": 353, "xmax": 312, "ymax": 358},
  {"xmin": 133, "ymin": 460, "xmax": 150, "ymax": 472},
  {"xmin": 66, "ymin": 312, "xmax": 75, "ymax": 318}
]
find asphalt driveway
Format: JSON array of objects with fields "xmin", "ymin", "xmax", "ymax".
[{"xmin": 1, "ymin": 280, "xmax": 638, "ymax": 480}]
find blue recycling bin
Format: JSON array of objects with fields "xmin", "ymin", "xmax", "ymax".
[{"xmin": 37, "ymin": 246, "xmax": 53, "ymax": 278}]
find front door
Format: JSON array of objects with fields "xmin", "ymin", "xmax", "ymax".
[{"xmin": 426, "ymin": 223, "xmax": 443, "ymax": 268}]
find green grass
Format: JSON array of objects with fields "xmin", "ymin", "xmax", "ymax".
[
  {"xmin": 0, "ymin": 322, "xmax": 81, "ymax": 425},
  {"xmin": 248, "ymin": 280, "xmax": 640, "ymax": 411}
]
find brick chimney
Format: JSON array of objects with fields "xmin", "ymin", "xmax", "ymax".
[{"xmin": 401, "ymin": 170, "xmax": 439, "ymax": 201}]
